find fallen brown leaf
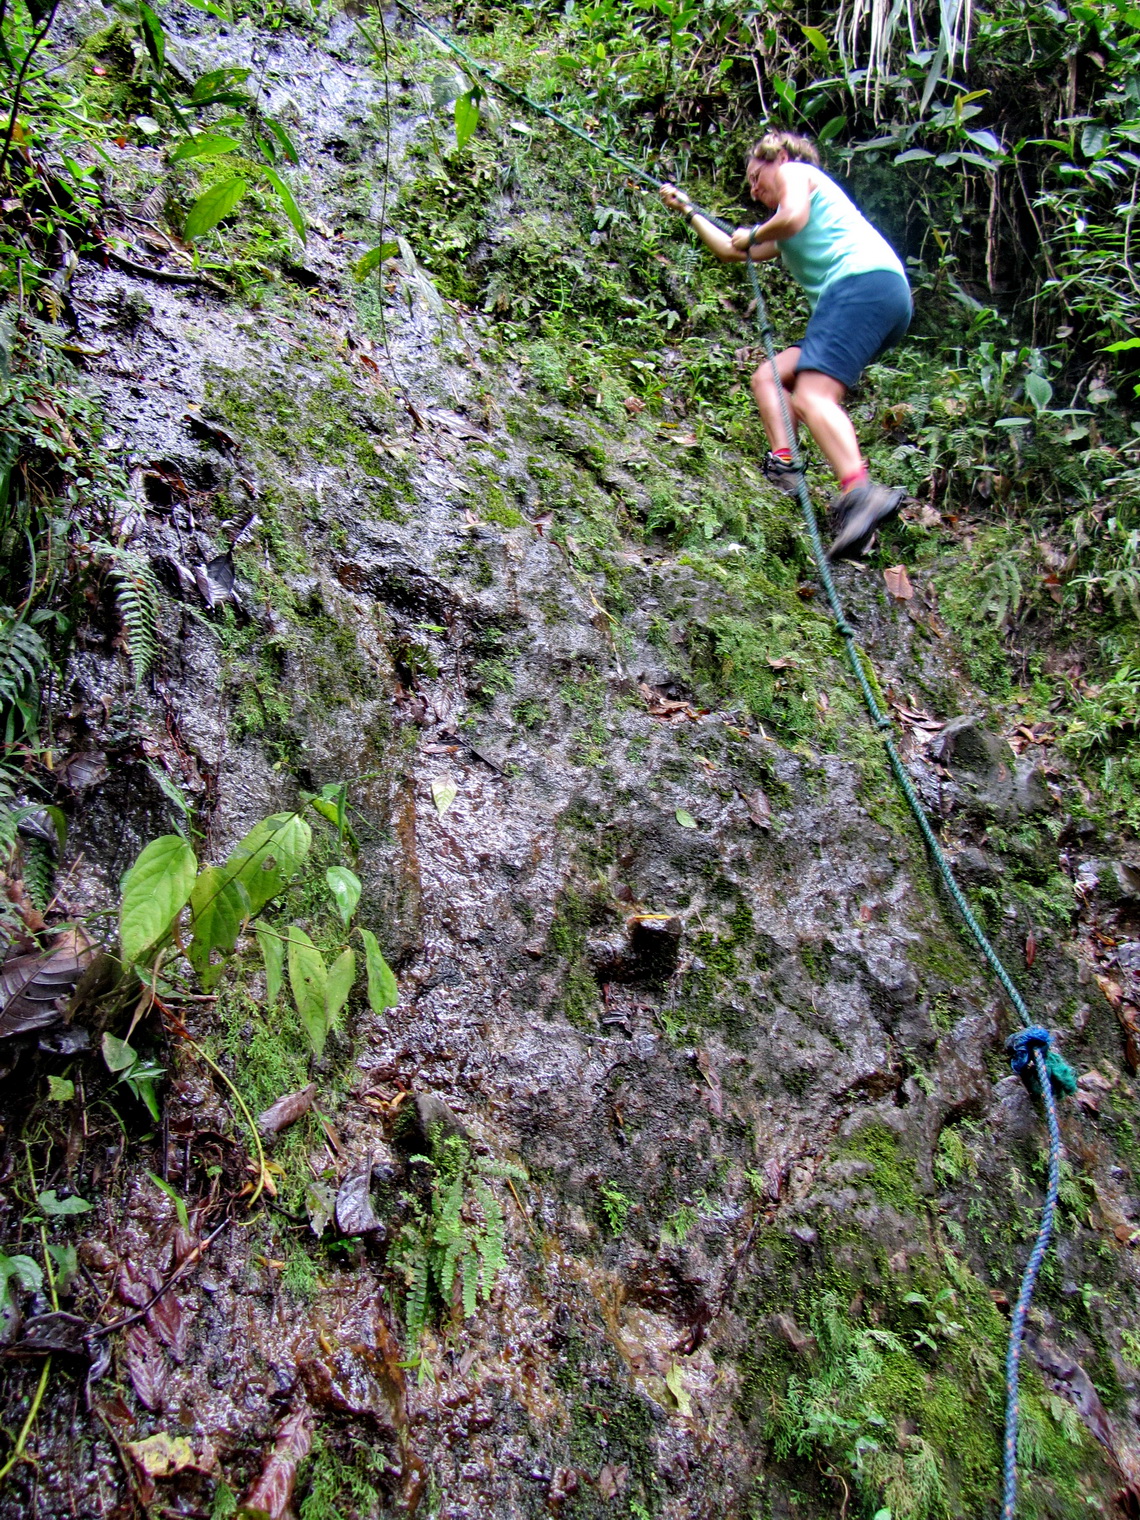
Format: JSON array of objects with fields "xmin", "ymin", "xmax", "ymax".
[
  {"xmin": 883, "ymin": 564, "xmax": 913, "ymax": 601},
  {"xmin": 743, "ymin": 788, "xmax": 771, "ymax": 829},
  {"xmin": 257, "ymin": 1083, "xmax": 317, "ymax": 1137},
  {"xmin": 0, "ymin": 926, "xmax": 96, "ymax": 1037}
]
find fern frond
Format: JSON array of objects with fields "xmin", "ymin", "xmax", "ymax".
[
  {"xmin": 20, "ymin": 838, "xmax": 55, "ymax": 910},
  {"xmin": 99, "ymin": 546, "xmax": 160, "ymax": 684},
  {"xmin": 461, "ymin": 1250, "xmax": 479, "ymax": 1319},
  {"xmin": 405, "ymin": 1240, "xmax": 430, "ymax": 1347},
  {"xmin": 0, "ymin": 608, "xmax": 47, "ymax": 713}
]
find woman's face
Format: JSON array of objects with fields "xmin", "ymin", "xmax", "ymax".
[{"xmin": 747, "ymin": 151, "xmax": 788, "ymax": 209}]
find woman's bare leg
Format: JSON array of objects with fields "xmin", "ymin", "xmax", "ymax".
[
  {"xmin": 750, "ymin": 347, "xmax": 801, "ymax": 454},
  {"xmin": 789, "ymin": 369, "xmax": 863, "ymax": 482}
]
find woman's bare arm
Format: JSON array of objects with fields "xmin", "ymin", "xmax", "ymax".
[{"xmin": 660, "ymin": 183, "xmax": 778, "ymax": 263}]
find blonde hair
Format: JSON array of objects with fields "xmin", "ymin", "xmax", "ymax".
[{"xmin": 748, "ymin": 131, "xmax": 821, "ymax": 168}]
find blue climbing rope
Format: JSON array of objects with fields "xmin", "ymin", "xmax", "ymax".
[{"xmin": 389, "ymin": 9, "xmax": 1069, "ymax": 1509}]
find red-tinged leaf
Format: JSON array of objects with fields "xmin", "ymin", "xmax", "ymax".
[
  {"xmin": 883, "ymin": 564, "xmax": 914, "ymax": 601},
  {"xmin": 242, "ymin": 1406, "xmax": 312, "ymax": 1520},
  {"xmin": 124, "ymin": 1322, "xmax": 167, "ymax": 1410},
  {"xmin": 1025, "ymin": 929, "xmax": 1037, "ymax": 968},
  {"xmin": 116, "ymin": 1262, "xmax": 152, "ymax": 1308},
  {"xmin": 257, "ymin": 1083, "xmax": 316, "ymax": 1136},
  {"xmin": 146, "ymin": 1289, "xmax": 188, "ymax": 1362}
]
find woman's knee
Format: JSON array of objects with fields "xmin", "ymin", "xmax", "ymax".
[
  {"xmin": 792, "ymin": 376, "xmax": 843, "ymax": 424},
  {"xmin": 751, "ymin": 361, "xmax": 777, "ymax": 395},
  {"xmin": 790, "ymin": 387, "xmax": 818, "ymax": 425}
]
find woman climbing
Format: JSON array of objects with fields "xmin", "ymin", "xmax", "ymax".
[{"xmin": 660, "ymin": 131, "xmax": 912, "ymax": 561}]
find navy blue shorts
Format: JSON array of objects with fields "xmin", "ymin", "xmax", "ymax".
[{"xmin": 795, "ymin": 270, "xmax": 912, "ymax": 390}]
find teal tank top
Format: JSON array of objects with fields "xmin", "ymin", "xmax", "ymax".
[{"xmin": 778, "ymin": 172, "xmax": 907, "ymax": 311}]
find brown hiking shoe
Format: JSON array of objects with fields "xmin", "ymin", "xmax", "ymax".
[{"xmin": 826, "ymin": 481, "xmax": 905, "ymax": 562}]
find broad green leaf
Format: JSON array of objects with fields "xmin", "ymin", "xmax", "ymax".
[
  {"xmin": 360, "ymin": 928, "xmax": 398, "ymax": 1012},
  {"xmin": 170, "ymin": 133, "xmax": 240, "ymax": 162},
  {"xmin": 188, "ymin": 865, "xmax": 249, "ymax": 988},
  {"xmin": 38, "ymin": 1189, "xmax": 92, "ymax": 1216},
  {"xmin": 138, "ymin": 1, "xmax": 165, "ymax": 70},
  {"xmin": 47, "ymin": 1075, "xmax": 74, "ymax": 1101},
  {"xmin": 129, "ymin": 1069, "xmax": 163, "ymax": 1122},
  {"xmin": 184, "ymin": 176, "xmax": 247, "ymax": 240},
  {"xmin": 1081, "ymin": 122, "xmax": 1108, "ymax": 157},
  {"xmin": 190, "ymin": 66, "xmax": 250, "ymax": 103},
  {"xmin": 0, "ymin": 1254, "xmax": 42, "ymax": 1293},
  {"xmin": 254, "ymin": 920, "xmax": 284, "ymax": 1003},
  {"xmin": 182, "ymin": 0, "xmax": 228, "ymax": 18},
  {"xmin": 818, "ymin": 115, "xmax": 846, "ymax": 144},
  {"xmin": 226, "ymin": 812, "xmax": 311, "ymax": 915},
  {"xmin": 1104, "ymin": 337, "xmax": 1140, "ymax": 352},
  {"xmin": 455, "ymin": 87, "xmax": 481, "ymax": 151},
  {"xmin": 309, "ymin": 797, "xmax": 340, "ymax": 828},
  {"xmin": 120, "ymin": 835, "xmax": 197, "ymax": 965},
  {"xmin": 287, "ymin": 927, "xmax": 328, "ymax": 1057},
  {"xmin": 773, "ymin": 77, "xmax": 796, "ymax": 108},
  {"xmin": 432, "ymin": 779, "xmax": 457, "ymax": 815},
  {"xmin": 263, "ymin": 116, "xmax": 300, "ymax": 164},
  {"xmin": 675, "ymin": 808, "xmax": 698, "ymax": 828},
  {"xmin": 103, "ymin": 1031, "xmax": 138, "ymax": 1073},
  {"xmin": 895, "ymin": 148, "xmax": 935, "ymax": 163},
  {"xmin": 326, "ymin": 866, "xmax": 361, "ymax": 925},
  {"xmin": 965, "ymin": 128, "xmax": 1002, "ymax": 154},
  {"xmin": 665, "ymin": 1363, "xmax": 692, "ymax": 1416},
  {"xmin": 263, "ymin": 165, "xmax": 306, "ymax": 242},
  {"xmin": 801, "ymin": 23, "xmax": 829, "ymax": 51},
  {"xmin": 1025, "ymin": 371, "xmax": 1053, "ymax": 411},
  {"xmin": 353, "ymin": 242, "xmax": 399, "ymax": 281},
  {"xmin": 324, "ymin": 948, "xmax": 356, "ymax": 1030},
  {"xmin": 46, "ymin": 1243, "xmax": 78, "ymax": 1293}
]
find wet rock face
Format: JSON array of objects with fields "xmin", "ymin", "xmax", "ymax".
[{"xmin": 4, "ymin": 7, "xmax": 1138, "ymax": 1520}]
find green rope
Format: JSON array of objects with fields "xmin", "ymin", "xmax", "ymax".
[{"xmin": 389, "ymin": 10, "xmax": 1069, "ymax": 1512}]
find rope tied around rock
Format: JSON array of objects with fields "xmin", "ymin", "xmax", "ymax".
[{"xmin": 390, "ymin": 9, "xmax": 1069, "ymax": 1511}]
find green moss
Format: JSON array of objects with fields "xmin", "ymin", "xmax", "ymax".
[
  {"xmin": 553, "ymin": 1327, "xmax": 662, "ymax": 1516},
  {"xmin": 837, "ymin": 1121, "xmax": 921, "ymax": 1212},
  {"xmin": 733, "ymin": 1213, "xmax": 1113, "ymax": 1519},
  {"xmin": 548, "ymin": 887, "xmax": 605, "ymax": 1030},
  {"xmin": 297, "ymin": 1431, "xmax": 389, "ymax": 1520}
]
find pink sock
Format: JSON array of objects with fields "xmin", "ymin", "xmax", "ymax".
[{"xmin": 840, "ymin": 466, "xmax": 869, "ymax": 493}]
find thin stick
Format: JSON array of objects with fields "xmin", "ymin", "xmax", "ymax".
[
  {"xmin": 163, "ymin": 1013, "xmax": 270, "ymax": 1208},
  {"xmin": 0, "ymin": 1357, "xmax": 52, "ymax": 1481},
  {"xmin": 92, "ymin": 1216, "xmax": 230, "ymax": 1337}
]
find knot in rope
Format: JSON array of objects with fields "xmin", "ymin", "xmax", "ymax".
[{"xmin": 1005, "ymin": 1026, "xmax": 1078, "ymax": 1097}]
